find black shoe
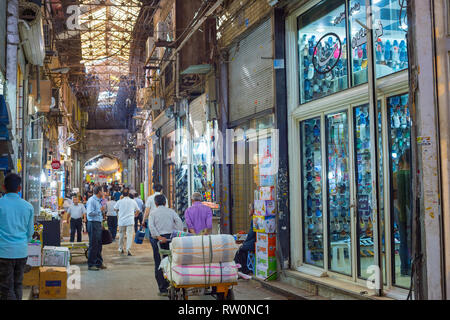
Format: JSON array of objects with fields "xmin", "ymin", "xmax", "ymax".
[
  {"xmin": 88, "ymin": 266, "xmax": 100, "ymax": 271},
  {"xmin": 127, "ymin": 251, "xmax": 132, "ymax": 256}
]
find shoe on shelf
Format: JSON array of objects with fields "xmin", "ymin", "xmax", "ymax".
[
  {"xmin": 99, "ymin": 264, "xmax": 107, "ymax": 269},
  {"xmin": 127, "ymin": 251, "xmax": 132, "ymax": 256},
  {"xmin": 88, "ymin": 266, "xmax": 100, "ymax": 271}
]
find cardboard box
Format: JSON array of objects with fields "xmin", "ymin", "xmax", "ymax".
[
  {"xmin": 259, "ymin": 175, "xmax": 275, "ymax": 187},
  {"xmin": 23, "ymin": 266, "xmax": 40, "ymax": 287},
  {"xmin": 26, "ymin": 243, "xmax": 42, "ymax": 267},
  {"xmin": 62, "ymin": 221, "xmax": 70, "ymax": 238},
  {"xmin": 255, "ymin": 242, "xmax": 276, "ymax": 260},
  {"xmin": 39, "ymin": 267, "xmax": 67, "ymax": 299},
  {"xmin": 256, "ymin": 233, "xmax": 276, "ymax": 247},
  {"xmin": 256, "ymin": 256, "xmax": 277, "ymax": 270},
  {"xmin": 259, "ymin": 186, "xmax": 275, "ymax": 200},
  {"xmin": 42, "ymin": 246, "xmax": 70, "ymax": 268},
  {"xmin": 254, "ymin": 200, "xmax": 276, "ymax": 216},
  {"xmin": 252, "ymin": 215, "xmax": 276, "ymax": 233},
  {"xmin": 255, "ymin": 265, "xmax": 277, "ymax": 281}
]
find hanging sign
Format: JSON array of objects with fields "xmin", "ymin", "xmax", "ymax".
[{"xmin": 51, "ymin": 160, "xmax": 61, "ymax": 170}]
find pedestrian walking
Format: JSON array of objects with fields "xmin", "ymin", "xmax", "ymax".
[
  {"xmin": 66, "ymin": 196, "xmax": 87, "ymax": 243},
  {"xmin": 114, "ymin": 190, "xmax": 140, "ymax": 256},
  {"xmin": 86, "ymin": 186, "xmax": 107, "ymax": 271},
  {"xmin": 148, "ymin": 194, "xmax": 183, "ymax": 296},
  {"xmin": 143, "ymin": 184, "xmax": 165, "ymax": 224},
  {"xmin": 184, "ymin": 192, "xmax": 213, "ymax": 235},
  {"xmin": 0, "ymin": 174, "xmax": 34, "ymax": 300},
  {"xmin": 106, "ymin": 196, "xmax": 118, "ymax": 241},
  {"xmin": 134, "ymin": 193, "xmax": 144, "ymax": 233},
  {"xmin": 113, "ymin": 187, "xmax": 121, "ymax": 201}
]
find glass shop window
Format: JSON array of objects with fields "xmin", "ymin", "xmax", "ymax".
[
  {"xmin": 297, "ymin": 0, "xmax": 348, "ymax": 104},
  {"xmin": 350, "ymin": 0, "xmax": 409, "ymax": 85},
  {"xmin": 297, "ymin": 0, "xmax": 409, "ymax": 103}
]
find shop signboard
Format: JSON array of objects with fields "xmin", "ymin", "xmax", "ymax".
[
  {"xmin": 51, "ymin": 160, "xmax": 61, "ymax": 170},
  {"xmin": 26, "ymin": 139, "xmax": 43, "ymax": 215}
]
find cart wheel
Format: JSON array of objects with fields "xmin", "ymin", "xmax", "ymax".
[
  {"xmin": 168, "ymin": 287, "xmax": 176, "ymax": 300},
  {"xmin": 226, "ymin": 289, "xmax": 235, "ymax": 300}
]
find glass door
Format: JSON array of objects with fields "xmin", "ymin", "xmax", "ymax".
[
  {"xmin": 326, "ymin": 111, "xmax": 352, "ymax": 276},
  {"xmin": 300, "ymin": 117, "xmax": 324, "ymax": 267},
  {"xmin": 387, "ymin": 93, "xmax": 412, "ymax": 289}
]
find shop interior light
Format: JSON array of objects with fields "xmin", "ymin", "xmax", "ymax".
[{"xmin": 40, "ymin": 172, "xmax": 47, "ymax": 183}]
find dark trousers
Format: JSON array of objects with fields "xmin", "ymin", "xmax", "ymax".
[
  {"xmin": 134, "ymin": 213, "xmax": 143, "ymax": 233},
  {"xmin": 87, "ymin": 221, "xmax": 103, "ymax": 268},
  {"xmin": 0, "ymin": 257, "xmax": 27, "ymax": 300},
  {"xmin": 107, "ymin": 216, "xmax": 118, "ymax": 239},
  {"xmin": 234, "ymin": 248, "xmax": 251, "ymax": 274},
  {"xmin": 70, "ymin": 218, "xmax": 83, "ymax": 242},
  {"xmin": 150, "ymin": 234, "xmax": 170, "ymax": 293}
]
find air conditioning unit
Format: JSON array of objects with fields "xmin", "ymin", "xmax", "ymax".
[
  {"xmin": 156, "ymin": 21, "xmax": 169, "ymax": 42},
  {"xmin": 146, "ymin": 37, "xmax": 155, "ymax": 60},
  {"xmin": 18, "ymin": 1, "xmax": 45, "ymax": 66},
  {"xmin": 150, "ymin": 98, "xmax": 164, "ymax": 111},
  {"xmin": 29, "ymin": 79, "xmax": 52, "ymax": 112}
]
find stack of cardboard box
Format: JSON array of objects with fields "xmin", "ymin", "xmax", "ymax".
[
  {"xmin": 23, "ymin": 242, "xmax": 70, "ymax": 299},
  {"xmin": 253, "ymin": 196, "xmax": 277, "ymax": 280}
]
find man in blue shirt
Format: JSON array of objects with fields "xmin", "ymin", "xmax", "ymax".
[
  {"xmin": 86, "ymin": 186, "xmax": 106, "ymax": 271},
  {"xmin": 0, "ymin": 173, "xmax": 34, "ymax": 300},
  {"xmin": 113, "ymin": 186, "xmax": 122, "ymax": 202}
]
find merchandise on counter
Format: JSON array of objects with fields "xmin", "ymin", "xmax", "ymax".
[
  {"xmin": 255, "ymin": 242, "xmax": 276, "ymax": 260},
  {"xmin": 252, "ymin": 215, "xmax": 276, "ymax": 233},
  {"xmin": 256, "ymin": 233, "xmax": 276, "ymax": 248},
  {"xmin": 170, "ymin": 234, "xmax": 238, "ymax": 265},
  {"xmin": 23, "ymin": 267, "xmax": 40, "ymax": 287},
  {"xmin": 259, "ymin": 186, "xmax": 275, "ymax": 200},
  {"xmin": 254, "ymin": 200, "xmax": 276, "ymax": 216},
  {"xmin": 39, "ymin": 266, "xmax": 67, "ymax": 299},
  {"xmin": 164, "ymin": 261, "xmax": 238, "ymax": 285},
  {"xmin": 42, "ymin": 246, "xmax": 70, "ymax": 268},
  {"xmin": 26, "ymin": 243, "xmax": 42, "ymax": 267}
]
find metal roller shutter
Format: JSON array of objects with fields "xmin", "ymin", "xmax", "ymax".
[
  {"xmin": 228, "ymin": 18, "xmax": 273, "ymax": 123},
  {"xmin": 189, "ymin": 94, "xmax": 207, "ymax": 133},
  {"xmin": 160, "ymin": 117, "xmax": 175, "ymax": 137}
]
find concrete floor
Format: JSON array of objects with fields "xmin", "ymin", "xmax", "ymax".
[{"xmin": 65, "ymin": 232, "xmax": 288, "ymax": 300}]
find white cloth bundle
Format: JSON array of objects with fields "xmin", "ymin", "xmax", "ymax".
[
  {"xmin": 170, "ymin": 234, "xmax": 238, "ymax": 265},
  {"xmin": 164, "ymin": 262, "xmax": 238, "ymax": 285}
]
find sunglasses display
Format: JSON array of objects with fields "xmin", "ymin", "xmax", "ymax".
[
  {"xmin": 301, "ymin": 117, "xmax": 324, "ymax": 267},
  {"xmin": 326, "ymin": 111, "xmax": 351, "ymax": 275}
]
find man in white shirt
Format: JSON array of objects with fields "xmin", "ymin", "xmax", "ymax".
[
  {"xmin": 134, "ymin": 193, "xmax": 144, "ymax": 233},
  {"xmin": 148, "ymin": 194, "xmax": 183, "ymax": 296},
  {"xmin": 67, "ymin": 196, "xmax": 87, "ymax": 242},
  {"xmin": 106, "ymin": 196, "xmax": 118, "ymax": 241},
  {"xmin": 114, "ymin": 190, "xmax": 140, "ymax": 256},
  {"xmin": 143, "ymin": 184, "xmax": 165, "ymax": 223}
]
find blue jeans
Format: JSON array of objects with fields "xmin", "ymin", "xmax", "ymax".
[{"xmin": 87, "ymin": 221, "xmax": 103, "ymax": 268}]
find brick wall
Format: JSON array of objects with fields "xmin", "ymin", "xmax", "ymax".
[{"xmin": 218, "ymin": 0, "xmax": 272, "ymax": 49}]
